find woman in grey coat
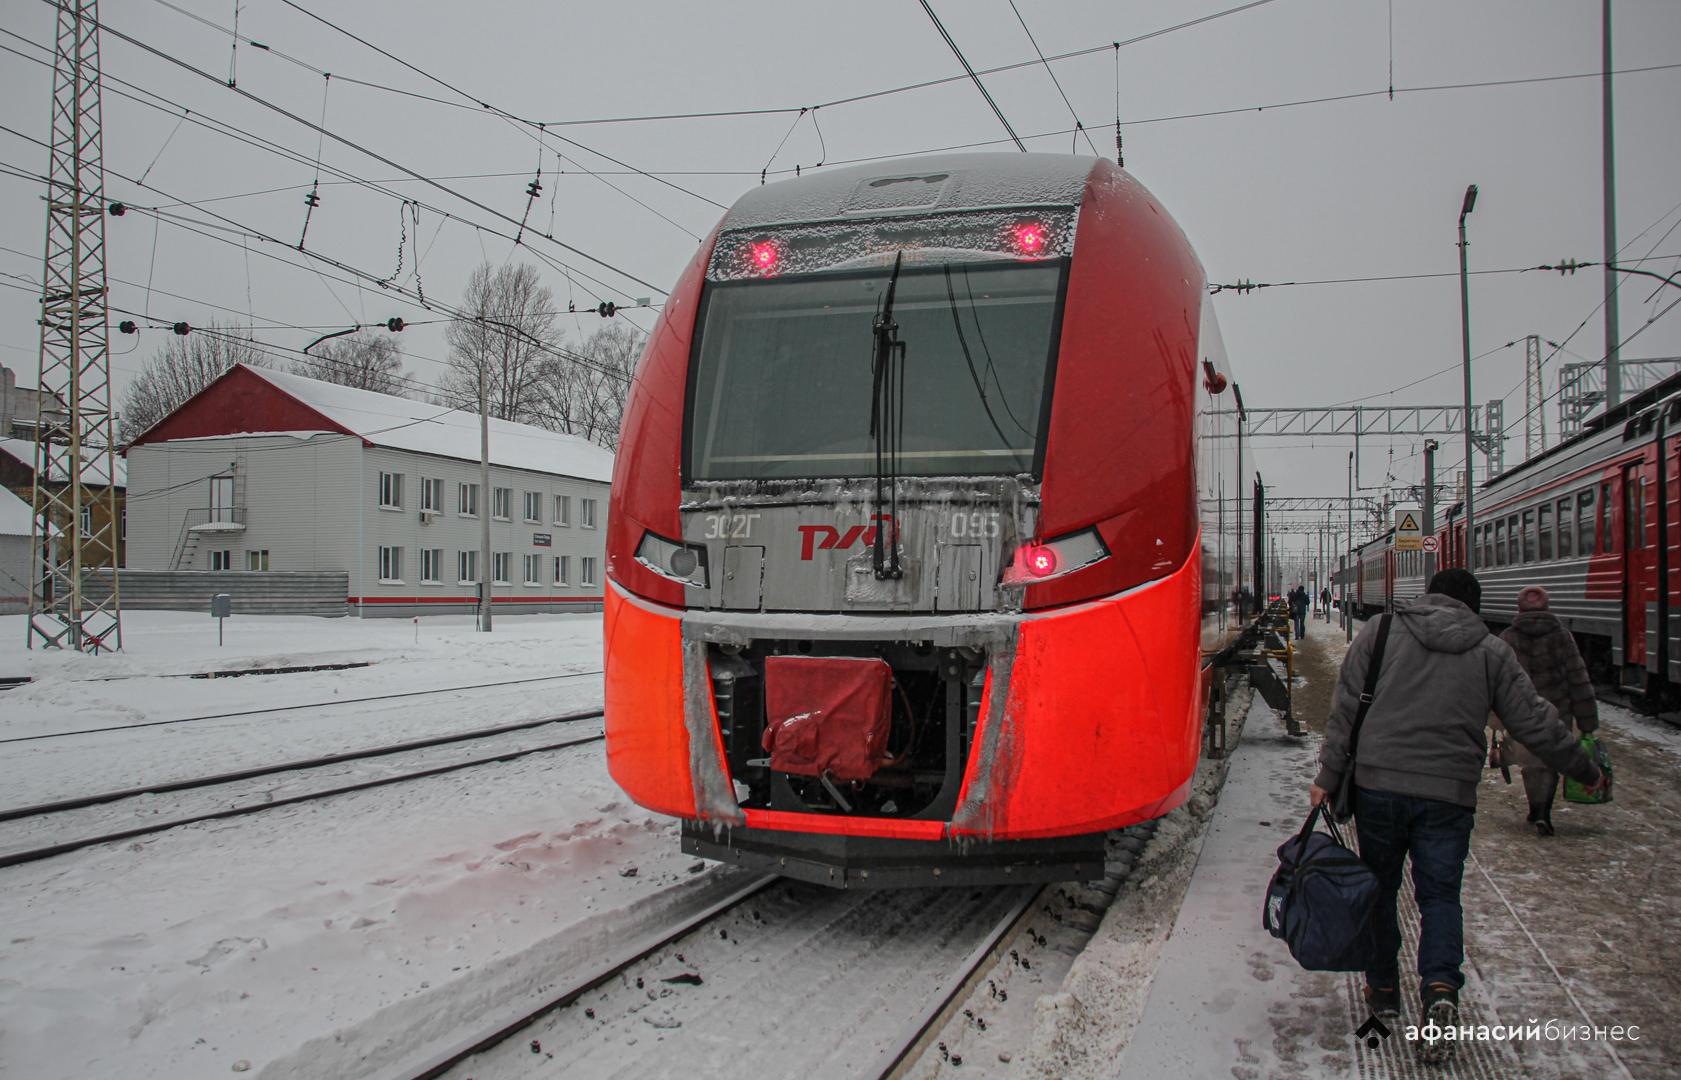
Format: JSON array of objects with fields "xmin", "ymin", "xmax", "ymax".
[{"xmin": 1491, "ymin": 585, "xmax": 1599, "ymax": 836}]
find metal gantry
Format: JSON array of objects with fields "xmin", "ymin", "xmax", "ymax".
[
  {"xmin": 29, "ymin": 0, "xmax": 122, "ymax": 652},
  {"xmin": 1524, "ymin": 334, "xmax": 1547, "ymax": 460},
  {"xmin": 1556, "ymin": 356, "xmax": 1681, "ymax": 439},
  {"xmin": 1211, "ymin": 401, "xmax": 1507, "ymax": 482}
]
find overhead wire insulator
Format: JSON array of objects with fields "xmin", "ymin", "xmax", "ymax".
[
  {"xmin": 385, "ymin": 317, "xmax": 405, "ymax": 332},
  {"xmin": 117, "ymin": 320, "xmax": 137, "ymax": 334},
  {"xmin": 171, "ymin": 321, "xmax": 191, "ymax": 336},
  {"xmin": 596, "ymin": 301, "xmax": 616, "ymax": 318},
  {"xmin": 107, "ymin": 201, "xmax": 125, "ymax": 217}
]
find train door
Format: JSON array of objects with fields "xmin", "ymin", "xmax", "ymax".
[{"xmin": 1622, "ymin": 462, "xmax": 1651, "ymax": 680}]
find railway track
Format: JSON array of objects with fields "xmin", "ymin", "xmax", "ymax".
[
  {"xmin": 0, "ymin": 709, "xmax": 605, "ymax": 870},
  {"xmin": 409, "ymin": 824, "xmax": 1155, "ymax": 1079},
  {"xmin": 0, "ymin": 668, "xmax": 603, "ymax": 745}
]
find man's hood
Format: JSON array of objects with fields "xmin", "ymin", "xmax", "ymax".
[{"xmin": 1393, "ymin": 593, "xmax": 1489, "ymax": 654}]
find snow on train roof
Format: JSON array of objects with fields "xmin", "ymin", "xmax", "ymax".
[
  {"xmin": 718, "ymin": 152, "xmax": 1100, "ymax": 232},
  {"xmin": 249, "ymin": 367, "xmax": 614, "ymax": 483}
]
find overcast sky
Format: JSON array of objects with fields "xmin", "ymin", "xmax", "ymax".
[{"xmin": 2, "ymin": 0, "xmax": 1678, "ymax": 561}]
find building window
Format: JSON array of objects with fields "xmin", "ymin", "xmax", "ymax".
[
  {"xmin": 420, "ymin": 477, "xmax": 444, "ymax": 513},
  {"xmin": 523, "ymin": 491, "xmax": 542, "ymax": 523},
  {"xmin": 120, "ymin": 508, "xmax": 126, "ymax": 541},
  {"xmin": 523, "ymin": 553, "xmax": 542, "ymax": 585},
  {"xmin": 493, "ymin": 487, "xmax": 512, "ymax": 520},
  {"xmin": 492, "ymin": 551, "xmax": 512, "ymax": 585},
  {"xmin": 420, "ymin": 547, "xmax": 443, "ymax": 583},
  {"xmin": 79, "ymin": 504, "xmax": 92, "ymax": 535},
  {"xmin": 581, "ymin": 497, "xmax": 598, "ymax": 528},
  {"xmin": 379, "ymin": 471, "xmax": 404, "ymax": 509},
  {"xmin": 247, "ymin": 549, "xmax": 269, "ymax": 571},
  {"xmin": 459, "ymin": 482, "xmax": 480, "ymax": 517},
  {"xmin": 378, "ymin": 545, "xmax": 404, "ymax": 583},
  {"xmin": 458, "ymin": 550, "xmax": 480, "ymax": 584},
  {"xmin": 581, "ymin": 556, "xmax": 597, "ymax": 586},
  {"xmin": 554, "ymin": 494, "xmax": 571, "ymax": 526},
  {"xmin": 553, "ymin": 555, "xmax": 569, "ymax": 584},
  {"xmin": 210, "ymin": 549, "xmax": 233, "ymax": 571}
]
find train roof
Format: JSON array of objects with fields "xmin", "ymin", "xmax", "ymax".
[
  {"xmin": 717, "ymin": 153, "xmax": 1101, "ymax": 232},
  {"xmin": 1480, "ymin": 369, "xmax": 1681, "ymax": 492}
]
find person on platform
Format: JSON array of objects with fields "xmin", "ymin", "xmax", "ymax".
[
  {"xmin": 1321, "ymin": 586, "xmax": 1332, "ymax": 620},
  {"xmin": 1310, "ymin": 568, "xmax": 1604, "ymax": 1064},
  {"xmin": 1491, "ymin": 585, "xmax": 1599, "ymax": 837},
  {"xmin": 1288, "ymin": 583, "xmax": 1308, "ymax": 638}
]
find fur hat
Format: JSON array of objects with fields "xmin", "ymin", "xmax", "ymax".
[{"xmin": 1517, "ymin": 585, "xmax": 1550, "ymax": 612}]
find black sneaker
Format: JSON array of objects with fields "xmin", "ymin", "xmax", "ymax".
[
  {"xmin": 1364, "ymin": 983, "xmax": 1400, "ymax": 1021},
  {"xmin": 1417, "ymin": 983, "xmax": 1459, "ymax": 1065},
  {"xmin": 1534, "ymin": 818, "xmax": 1555, "ymax": 838}
]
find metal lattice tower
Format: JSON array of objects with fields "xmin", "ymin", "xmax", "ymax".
[
  {"xmin": 1524, "ymin": 334, "xmax": 1547, "ymax": 460},
  {"xmin": 29, "ymin": 0, "xmax": 121, "ymax": 653}
]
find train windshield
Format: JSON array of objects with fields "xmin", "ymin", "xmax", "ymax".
[{"xmin": 688, "ymin": 260, "xmax": 1065, "ymax": 480}]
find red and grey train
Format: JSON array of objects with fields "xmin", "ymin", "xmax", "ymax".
[
  {"xmin": 1341, "ymin": 374, "xmax": 1681, "ymax": 694},
  {"xmin": 603, "ymin": 153, "xmax": 1257, "ymax": 886}
]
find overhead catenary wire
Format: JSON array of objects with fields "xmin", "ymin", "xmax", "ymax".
[
  {"xmin": 917, "ymin": 0, "xmax": 1027, "ymax": 152},
  {"xmin": 1008, "ymin": 0, "xmax": 1100, "ymax": 157}
]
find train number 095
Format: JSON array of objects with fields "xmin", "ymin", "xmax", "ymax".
[
  {"xmin": 702, "ymin": 512, "xmax": 760, "ymax": 539},
  {"xmin": 948, "ymin": 512, "xmax": 1000, "ymax": 539}
]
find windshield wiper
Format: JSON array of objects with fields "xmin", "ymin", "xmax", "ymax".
[{"xmin": 870, "ymin": 251, "xmax": 906, "ymax": 580}]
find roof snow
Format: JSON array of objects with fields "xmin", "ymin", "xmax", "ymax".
[
  {"xmin": 0, "ymin": 436, "xmax": 127, "ymax": 488},
  {"xmin": 0, "ymin": 483, "xmax": 34, "ymax": 536},
  {"xmin": 245, "ymin": 366, "xmax": 614, "ymax": 483}
]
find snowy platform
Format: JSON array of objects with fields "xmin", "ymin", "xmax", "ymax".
[{"xmin": 1115, "ymin": 618, "xmax": 1680, "ymax": 1079}]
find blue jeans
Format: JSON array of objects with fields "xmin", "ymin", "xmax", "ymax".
[
  {"xmin": 1355, "ymin": 787, "xmax": 1475, "ymax": 995},
  {"xmin": 1293, "ymin": 611, "xmax": 1307, "ymax": 638}
]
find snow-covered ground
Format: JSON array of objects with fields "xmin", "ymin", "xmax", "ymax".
[{"xmin": 0, "ymin": 610, "xmax": 734, "ymax": 1080}]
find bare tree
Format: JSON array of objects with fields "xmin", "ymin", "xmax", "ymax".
[
  {"xmin": 120, "ymin": 323, "xmax": 265, "ymax": 440},
  {"xmin": 291, "ymin": 331, "xmax": 409, "ymax": 396},
  {"xmin": 443, "ymin": 262, "xmax": 559, "ymax": 423},
  {"xmin": 529, "ymin": 320, "xmax": 640, "ymax": 450}
]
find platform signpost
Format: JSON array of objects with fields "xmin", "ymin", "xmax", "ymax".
[
  {"xmin": 211, "ymin": 593, "xmax": 231, "ymax": 646},
  {"xmin": 1394, "ymin": 509, "xmax": 1424, "ymax": 551}
]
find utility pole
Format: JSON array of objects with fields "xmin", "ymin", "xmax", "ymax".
[
  {"xmin": 1523, "ymin": 335, "xmax": 1546, "ymax": 459},
  {"xmin": 1459, "ymin": 184, "xmax": 1479, "ymax": 572},
  {"xmin": 1346, "ymin": 451, "xmax": 1354, "ymax": 642},
  {"xmin": 29, "ymin": 0, "xmax": 121, "ymax": 653},
  {"xmin": 1423, "ymin": 439, "xmax": 1438, "ymax": 580},
  {"xmin": 478, "ymin": 357, "xmax": 492, "ymax": 632},
  {"xmin": 1602, "ymin": 0, "xmax": 1621, "ymax": 410}
]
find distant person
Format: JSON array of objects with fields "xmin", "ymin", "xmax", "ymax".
[
  {"xmin": 1310, "ymin": 568, "xmax": 1604, "ymax": 1064},
  {"xmin": 1288, "ymin": 583, "xmax": 1308, "ymax": 639},
  {"xmin": 1321, "ymin": 587, "xmax": 1332, "ymax": 620},
  {"xmin": 1491, "ymin": 586, "xmax": 1598, "ymax": 837}
]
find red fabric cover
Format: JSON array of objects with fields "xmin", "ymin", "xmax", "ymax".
[{"xmin": 762, "ymin": 656, "xmax": 894, "ymax": 782}]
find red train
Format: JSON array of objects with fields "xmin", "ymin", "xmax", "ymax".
[
  {"xmin": 1341, "ymin": 375, "xmax": 1681, "ymax": 694},
  {"xmin": 603, "ymin": 153, "xmax": 1255, "ymax": 886}
]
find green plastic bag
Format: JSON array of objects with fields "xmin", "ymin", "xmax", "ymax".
[{"xmin": 1562, "ymin": 734, "xmax": 1613, "ymax": 804}]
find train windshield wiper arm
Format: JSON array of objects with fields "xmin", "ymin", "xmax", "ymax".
[{"xmin": 870, "ymin": 251, "xmax": 906, "ymax": 580}]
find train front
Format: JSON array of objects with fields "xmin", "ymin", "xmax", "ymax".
[{"xmin": 605, "ymin": 153, "xmax": 1218, "ymax": 887}]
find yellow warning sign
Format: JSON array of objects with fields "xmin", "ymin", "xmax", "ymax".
[{"xmin": 1395, "ymin": 509, "xmax": 1423, "ymax": 551}]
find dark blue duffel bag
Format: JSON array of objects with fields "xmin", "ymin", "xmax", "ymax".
[{"xmin": 1262, "ymin": 803, "xmax": 1379, "ymax": 971}]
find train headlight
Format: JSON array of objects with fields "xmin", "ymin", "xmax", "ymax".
[
  {"xmin": 1002, "ymin": 527, "xmax": 1110, "ymax": 586},
  {"xmin": 635, "ymin": 531, "xmax": 710, "ymax": 589}
]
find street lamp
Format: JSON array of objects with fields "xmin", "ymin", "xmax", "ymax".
[{"xmin": 1458, "ymin": 183, "xmax": 1478, "ymax": 573}]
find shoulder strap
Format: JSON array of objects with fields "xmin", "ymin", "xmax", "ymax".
[{"xmin": 1344, "ymin": 614, "xmax": 1393, "ymax": 774}]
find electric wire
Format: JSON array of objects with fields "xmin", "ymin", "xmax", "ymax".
[
  {"xmin": 917, "ymin": 0, "xmax": 1026, "ymax": 152},
  {"xmin": 1008, "ymin": 0, "xmax": 1100, "ymax": 157}
]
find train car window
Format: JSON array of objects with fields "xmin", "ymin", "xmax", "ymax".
[
  {"xmin": 1494, "ymin": 519, "xmax": 1506, "ymax": 566},
  {"xmin": 1556, "ymin": 498, "xmax": 1572, "ymax": 559},
  {"xmin": 1625, "ymin": 477, "xmax": 1645, "ymax": 551},
  {"xmin": 1507, "ymin": 514, "xmax": 1521, "ymax": 565},
  {"xmin": 687, "ymin": 261, "xmax": 1065, "ymax": 480},
  {"xmin": 1538, "ymin": 503, "xmax": 1552, "ymax": 561},
  {"xmin": 1521, "ymin": 509, "xmax": 1536, "ymax": 563},
  {"xmin": 1578, "ymin": 489, "xmax": 1596, "ymax": 555},
  {"xmin": 1601, "ymin": 481, "xmax": 1615, "ymax": 553}
]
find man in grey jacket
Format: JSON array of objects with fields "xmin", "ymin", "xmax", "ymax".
[{"xmin": 1308, "ymin": 568, "xmax": 1603, "ymax": 1064}]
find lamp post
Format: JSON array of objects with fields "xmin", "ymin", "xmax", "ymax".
[
  {"xmin": 1458, "ymin": 183, "xmax": 1479, "ymax": 572},
  {"xmin": 477, "ymin": 355, "xmax": 492, "ymax": 632},
  {"xmin": 1346, "ymin": 450, "xmax": 1354, "ymax": 643}
]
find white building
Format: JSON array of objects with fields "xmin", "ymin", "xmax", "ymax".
[
  {"xmin": 125, "ymin": 364, "xmax": 612, "ymax": 616},
  {"xmin": 0, "ymin": 485, "xmax": 33, "ymax": 615}
]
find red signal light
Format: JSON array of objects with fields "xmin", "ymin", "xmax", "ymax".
[
  {"xmin": 749, "ymin": 241, "xmax": 780, "ymax": 274},
  {"xmin": 1012, "ymin": 222, "xmax": 1048, "ymax": 257},
  {"xmin": 1024, "ymin": 544, "xmax": 1059, "ymax": 578}
]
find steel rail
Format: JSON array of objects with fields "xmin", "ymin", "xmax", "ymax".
[
  {"xmin": 0, "ymin": 668, "xmax": 602, "ymax": 745},
  {"xmin": 0, "ymin": 707, "xmax": 604, "ymax": 822},
  {"xmin": 0, "ymin": 728, "xmax": 605, "ymax": 870}
]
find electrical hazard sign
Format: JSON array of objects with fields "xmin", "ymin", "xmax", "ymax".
[{"xmin": 1394, "ymin": 509, "xmax": 1423, "ymax": 551}]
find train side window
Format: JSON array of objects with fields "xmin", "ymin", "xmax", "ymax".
[
  {"xmin": 1483, "ymin": 524, "xmax": 1494, "ymax": 568},
  {"xmin": 1578, "ymin": 488, "xmax": 1596, "ymax": 555},
  {"xmin": 1507, "ymin": 514, "xmax": 1521, "ymax": 565},
  {"xmin": 1538, "ymin": 503, "xmax": 1552, "ymax": 561},
  {"xmin": 1601, "ymin": 481, "xmax": 1615, "ymax": 553},
  {"xmin": 1556, "ymin": 498, "xmax": 1573, "ymax": 559},
  {"xmin": 1624, "ymin": 476, "xmax": 1644, "ymax": 551},
  {"xmin": 1494, "ymin": 519, "xmax": 1506, "ymax": 566},
  {"xmin": 1521, "ymin": 509, "xmax": 1535, "ymax": 563}
]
